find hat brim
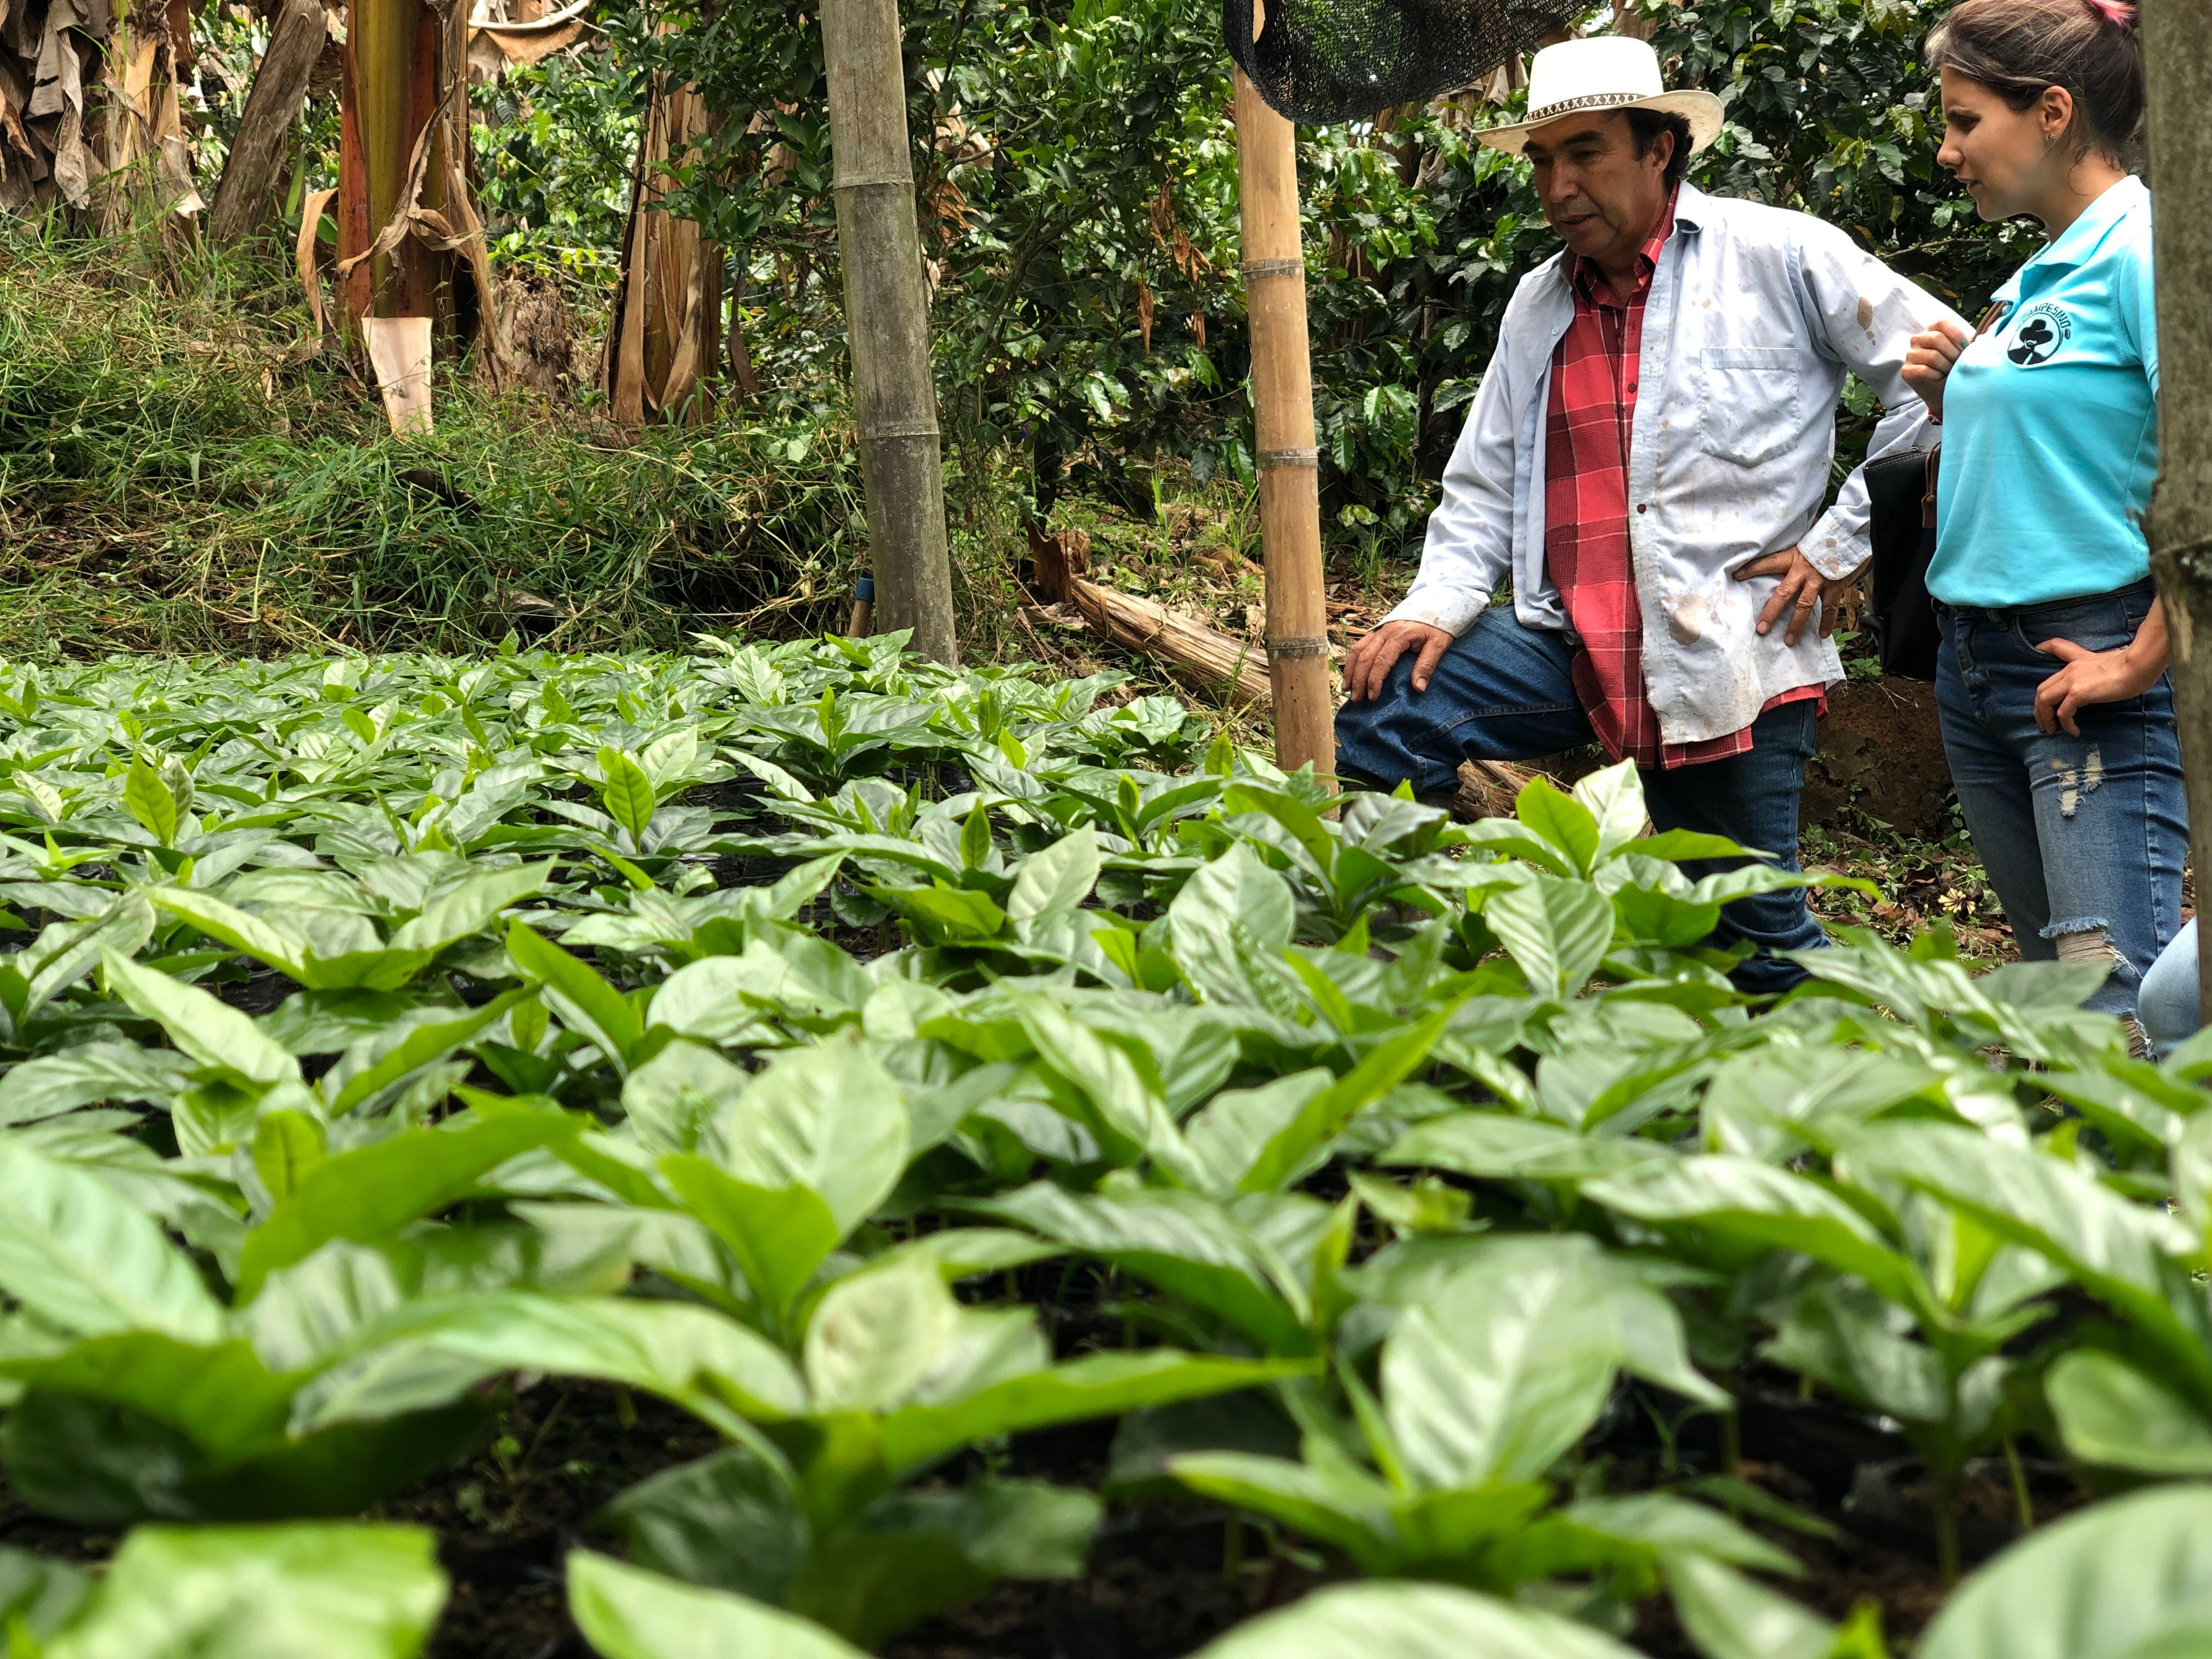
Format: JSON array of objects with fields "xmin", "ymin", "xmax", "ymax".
[{"xmin": 1477, "ymin": 90, "xmax": 1725, "ymax": 157}]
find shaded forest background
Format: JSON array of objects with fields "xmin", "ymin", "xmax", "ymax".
[{"xmin": 1, "ymin": 0, "xmax": 2027, "ymax": 662}]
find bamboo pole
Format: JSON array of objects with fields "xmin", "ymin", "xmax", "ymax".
[
  {"xmin": 1232, "ymin": 63, "xmax": 1335, "ymax": 785},
  {"xmin": 821, "ymin": 0, "xmax": 959, "ymax": 665},
  {"xmin": 2143, "ymin": 0, "xmax": 2212, "ymax": 1020}
]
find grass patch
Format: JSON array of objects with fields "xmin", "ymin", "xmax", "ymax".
[{"xmin": 0, "ymin": 220, "xmax": 874, "ymax": 657}]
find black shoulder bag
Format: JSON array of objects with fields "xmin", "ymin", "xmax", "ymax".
[{"xmin": 1863, "ymin": 444, "xmax": 1941, "ymax": 681}]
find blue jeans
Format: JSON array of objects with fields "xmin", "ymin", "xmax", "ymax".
[
  {"xmin": 1334, "ymin": 607, "xmax": 1826, "ymax": 991},
  {"xmin": 1933, "ymin": 580, "xmax": 2188, "ymax": 1023},
  {"xmin": 2140, "ymin": 919, "xmax": 2200, "ymax": 1056}
]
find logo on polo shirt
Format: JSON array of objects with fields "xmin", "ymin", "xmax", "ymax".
[{"xmin": 2006, "ymin": 302, "xmax": 2073, "ymax": 367}]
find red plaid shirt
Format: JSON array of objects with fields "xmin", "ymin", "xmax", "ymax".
[{"xmin": 1544, "ymin": 194, "xmax": 1822, "ymax": 770}]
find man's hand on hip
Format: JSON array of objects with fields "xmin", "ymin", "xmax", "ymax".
[
  {"xmin": 1344, "ymin": 619, "xmax": 1453, "ymax": 702},
  {"xmin": 1736, "ymin": 547, "xmax": 1860, "ymax": 649}
]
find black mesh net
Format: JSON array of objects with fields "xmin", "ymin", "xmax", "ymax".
[{"xmin": 1224, "ymin": 0, "xmax": 1576, "ymax": 126}]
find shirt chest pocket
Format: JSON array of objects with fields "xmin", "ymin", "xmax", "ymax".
[{"xmin": 1699, "ymin": 346, "xmax": 1801, "ymax": 469}]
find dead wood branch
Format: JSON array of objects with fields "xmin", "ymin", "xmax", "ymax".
[{"xmin": 1067, "ymin": 577, "xmax": 1272, "ymax": 708}]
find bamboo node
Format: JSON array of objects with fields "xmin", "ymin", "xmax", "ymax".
[
  {"xmin": 833, "ymin": 170, "xmax": 918, "ymax": 190},
  {"xmin": 1256, "ymin": 447, "xmax": 1319, "ymax": 469},
  {"xmin": 1266, "ymin": 635, "xmax": 1330, "ymax": 661},
  {"xmin": 1241, "ymin": 257, "xmax": 1306, "ymax": 279},
  {"xmin": 862, "ymin": 422, "xmax": 944, "ymax": 441}
]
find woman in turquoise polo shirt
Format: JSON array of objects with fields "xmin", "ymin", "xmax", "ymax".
[{"xmin": 1902, "ymin": 0, "xmax": 2180, "ymax": 1033}]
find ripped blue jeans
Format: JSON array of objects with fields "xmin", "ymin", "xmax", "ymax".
[{"xmin": 1934, "ymin": 580, "xmax": 2188, "ymax": 1022}]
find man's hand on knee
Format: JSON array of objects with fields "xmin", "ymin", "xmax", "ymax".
[
  {"xmin": 1737, "ymin": 547, "xmax": 1861, "ymax": 649},
  {"xmin": 1345, "ymin": 620, "xmax": 1453, "ymax": 702}
]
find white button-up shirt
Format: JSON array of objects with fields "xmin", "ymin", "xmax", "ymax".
[{"xmin": 1385, "ymin": 182, "xmax": 1965, "ymax": 747}]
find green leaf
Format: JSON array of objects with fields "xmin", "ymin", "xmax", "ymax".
[
  {"xmin": 0, "ymin": 1137, "xmax": 223, "ymax": 1343},
  {"xmin": 803, "ymin": 1263, "xmax": 963, "ymax": 1412},
  {"xmin": 101, "ymin": 948, "xmax": 300, "ymax": 1087},
  {"xmin": 0, "ymin": 1545, "xmax": 89, "ymax": 1640},
  {"xmin": 1231, "ymin": 1002, "xmax": 1462, "ymax": 1194},
  {"xmin": 386, "ymin": 862, "xmax": 550, "ymax": 953},
  {"xmin": 1382, "ymin": 1258, "xmax": 1622, "ymax": 1488},
  {"xmin": 1584, "ymin": 1154, "xmax": 1926, "ymax": 1313},
  {"xmin": 0, "ymin": 1042, "xmax": 196, "ymax": 1125},
  {"xmin": 1007, "ymin": 826, "xmax": 1100, "ymax": 922},
  {"xmin": 1514, "ymin": 775, "xmax": 1601, "ymax": 876},
  {"xmin": 877, "ymin": 1351, "xmax": 1308, "ymax": 1476},
  {"xmin": 1762, "ymin": 1280, "xmax": 1951, "ymax": 1428},
  {"xmin": 1918, "ymin": 1484, "xmax": 2212, "ymax": 1659},
  {"xmin": 879, "ymin": 884, "xmax": 1008, "ymax": 943},
  {"xmin": 1169, "ymin": 842, "xmax": 1295, "ymax": 1000},
  {"xmin": 959, "ymin": 802, "xmax": 994, "ymax": 871},
  {"xmin": 788, "ymin": 1480, "xmax": 1101, "ymax": 1646},
  {"xmin": 44, "ymin": 1523, "xmax": 447, "ymax": 1659},
  {"xmin": 597, "ymin": 747, "xmax": 659, "ymax": 844},
  {"xmin": 1189, "ymin": 1581, "xmax": 1644, "ymax": 1659},
  {"xmin": 323, "ymin": 990, "xmax": 533, "ymax": 1117},
  {"xmin": 1185, "ymin": 1070, "xmax": 1334, "ymax": 1193},
  {"xmin": 594, "ymin": 1444, "xmax": 810, "ymax": 1605},
  {"xmin": 1486, "ymin": 876, "xmax": 1614, "ymax": 999},
  {"xmin": 966, "ymin": 1181, "xmax": 1311, "ymax": 1355},
  {"xmin": 1167, "ymin": 1447, "xmax": 1401, "ymax": 1566},
  {"xmin": 123, "ymin": 755, "xmax": 179, "ymax": 849},
  {"xmin": 1559, "ymin": 1494, "xmax": 1799, "ymax": 1577},
  {"xmin": 661, "ymin": 1158, "xmax": 842, "ymax": 1323},
  {"xmin": 145, "ymin": 889, "xmax": 308, "ymax": 979},
  {"xmin": 1837, "ymin": 1123, "xmax": 2210, "ymax": 1389},
  {"xmin": 0, "ymin": 1333, "xmax": 294, "ymax": 1467},
  {"xmin": 569, "ymin": 1551, "xmax": 865, "ymax": 1659},
  {"xmin": 251, "ymin": 1110, "xmax": 326, "ymax": 1203},
  {"xmin": 1572, "ymin": 760, "xmax": 1652, "ymax": 862},
  {"xmin": 713, "ymin": 1037, "xmax": 910, "ymax": 1237},
  {"xmin": 507, "ymin": 920, "xmax": 644, "ymax": 1070},
  {"xmin": 1383, "ymin": 1112, "xmax": 1673, "ymax": 1182},
  {"xmin": 1664, "ymin": 1554, "xmax": 1839, "ymax": 1659},
  {"xmin": 236, "ymin": 1113, "xmax": 583, "ymax": 1299},
  {"xmin": 295, "ymin": 1291, "xmax": 806, "ymax": 1433},
  {"xmin": 2046, "ymin": 1350, "xmax": 2212, "ymax": 1476}
]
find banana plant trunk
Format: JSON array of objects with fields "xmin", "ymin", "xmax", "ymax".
[
  {"xmin": 2143, "ymin": 0, "xmax": 2212, "ymax": 1020},
  {"xmin": 605, "ymin": 70, "xmax": 722, "ymax": 425},
  {"xmin": 821, "ymin": 0, "xmax": 958, "ymax": 665},
  {"xmin": 337, "ymin": 0, "xmax": 504, "ymax": 430}
]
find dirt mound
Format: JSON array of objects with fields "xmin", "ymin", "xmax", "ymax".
[{"xmin": 1803, "ymin": 678, "xmax": 1955, "ymax": 838}]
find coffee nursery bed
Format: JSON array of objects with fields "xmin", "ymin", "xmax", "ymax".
[{"xmin": 0, "ymin": 633, "xmax": 2204, "ymax": 1659}]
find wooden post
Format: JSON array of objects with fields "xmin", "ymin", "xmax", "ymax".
[
  {"xmin": 821, "ymin": 0, "xmax": 959, "ymax": 665},
  {"xmin": 1233, "ymin": 67, "xmax": 1335, "ymax": 784},
  {"xmin": 2143, "ymin": 0, "xmax": 2212, "ymax": 1021},
  {"xmin": 207, "ymin": 0, "xmax": 327, "ymax": 245}
]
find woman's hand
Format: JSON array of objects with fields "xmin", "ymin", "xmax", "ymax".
[
  {"xmin": 2035, "ymin": 602, "xmax": 2172, "ymax": 735},
  {"xmin": 1901, "ymin": 318, "xmax": 1971, "ymax": 419}
]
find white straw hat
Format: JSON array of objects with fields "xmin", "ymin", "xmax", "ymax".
[{"xmin": 1477, "ymin": 36, "xmax": 1724, "ymax": 156}]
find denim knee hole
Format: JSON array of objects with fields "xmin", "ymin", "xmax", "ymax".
[
  {"xmin": 2045, "ymin": 748, "xmax": 2105, "ymax": 818},
  {"xmin": 2046, "ymin": 920, "xmax": 2137, "ymax": 985}
]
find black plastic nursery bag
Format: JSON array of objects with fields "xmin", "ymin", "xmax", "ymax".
[{"xmin": 1223, "ymin": 0, "xmax": 1576, "ymax": 125}]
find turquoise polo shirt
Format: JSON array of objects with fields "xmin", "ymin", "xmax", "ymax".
[{"xmin": 1928, "ymin": 175, "xmax": 2158, "ymax": 608}]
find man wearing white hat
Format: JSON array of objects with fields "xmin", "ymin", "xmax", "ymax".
[{"xmin": 1337, "ymin": 35, "xmax": 1965, "ymax": 989}]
